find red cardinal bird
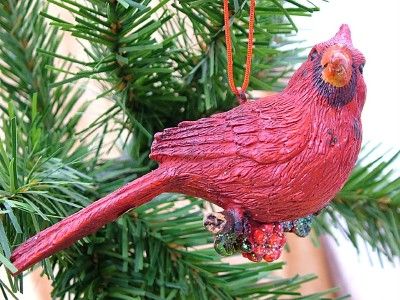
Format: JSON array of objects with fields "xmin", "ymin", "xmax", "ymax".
[{"xmin": 11, "ymin": 24, "xmax": 366, "ymax": 273}]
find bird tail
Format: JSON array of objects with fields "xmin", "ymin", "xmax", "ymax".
[{"xmin": 10, "ymin": 167, "xmax": 172, "ymax": 275}]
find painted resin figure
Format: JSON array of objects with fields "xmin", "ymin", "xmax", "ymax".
[{"xmin": 11, "ymin": 25, "xmax": 366, "ymax": 273}]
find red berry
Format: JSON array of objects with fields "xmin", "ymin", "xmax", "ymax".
[
  {"xmin": 269, "ymin": 233, "xmax": 286, "ymax": 247},
  {"xmin": 274, "ymin": 223, "xmax": 284, "ymax": 233},
  {"xmin": 253, "ymin": 229, "xmax": 266, "ymax": 244},
  {"xmin": 253, "ymin": 245, "xmax": 266, "ymax": 256},
  {"xmin": 251, "ymin": 255, "xmax": 262, "ymax": 262},
  {"xmin": 268, "ymin": 234, "xmax": 281, "ymax": 246},
  {"xmin": 263, "ymin": 254, "xmax": 274, "ymax": 262},
  {"xmin": 262, "ymin": 224, "xmax": 274, "ymax": 235},
  {"xmin": 263, "ymin": 249, "xmax": 282, "ymax": 262},
  {"xmin": 243, "ymin": 252, "xmax": 262, "ymax": 262},
  {"xmin": 278, "ymin": 234, "xmax": 286, "ymax": 246},
  {"xmin": 263, "ymin": 254, "xmax": 276, "ymax": 262}
]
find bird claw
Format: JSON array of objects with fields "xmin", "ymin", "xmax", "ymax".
[
  {"xmin": 204, "ymin": 210, "xmax": 316, "ymax": 262},
  {"xmin": 203, "ymin": 212, "xmax": 227, "ymax": 234},
  {"xmin": 204, "ymin": 208, "xmax": 249, "ymax": 235},
  {"xmin": 207, "ymin": 208, "xmax": 252, "ymax": 257}
]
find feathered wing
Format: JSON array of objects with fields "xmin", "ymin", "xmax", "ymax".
[{"xmin": 150, "ymin": 96, "xmax": 312, "ymax": 165}]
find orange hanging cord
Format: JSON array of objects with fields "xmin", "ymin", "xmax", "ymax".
[{"xmin": 223, "ymin": 0, "xmax": 256, "ymax": 102}]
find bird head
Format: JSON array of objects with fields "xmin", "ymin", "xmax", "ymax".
[{"xmin": 287, "ymin": 24, "xmax": 366, "ymax": 110}]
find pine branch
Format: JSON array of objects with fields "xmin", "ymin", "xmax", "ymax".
[
  {"xmin": 0, "ymin": 0, "xmax": 95, "ymax": 295},
  {"xmin": 0, "ymin": 0, "xmax": 87, "ymax": 140},
  {"xmin": 316, "ymin": 147, "xmax": 400, "ymax": 262},
  {"xmin": 0, "ymin": 99, "xmax": 94, "ymax": 294},
  {"xmin": 41, "ymin": 0, "xmax": 184, "ymax": 158}
]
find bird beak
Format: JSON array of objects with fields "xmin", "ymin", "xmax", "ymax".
[
  {"xmin": 319, "ymin": 24, "xmax": 354, "ymax": 88},
  {"xmin": 321, "ymin": 45, "xmax": 352, "ymax": 87},
  {"xmin": 333, "ymin": 24, "xmax": 353, "ymax": 46}
]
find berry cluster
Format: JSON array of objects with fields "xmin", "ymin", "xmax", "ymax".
[
  {"xmin": 242, "ymin": 223, "xmax": 286, "ymax": 262},
  {"xmin": 207, "ymin": 210, "xmax": 315, "ymax": 263}
]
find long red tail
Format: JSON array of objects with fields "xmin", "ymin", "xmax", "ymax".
[{"xmin": 11, "ymin": 168, "xmax": 171, "ymax": 275}]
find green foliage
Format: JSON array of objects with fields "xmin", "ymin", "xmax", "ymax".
[
  {"xmin": 0, "ymin": 0, "xmax": 94, "ymax": 296},
  {"xmin": 0, "ymin": 0, "xmax": 82, "ymax": 129},
  {"xmin": 0, "ymin": 100, "xmax": 93, "ymax": 281},
  {"xmin": 41, "ymin": 0, "xmax": 187, "ymax": 158},
  {"xmin": 0, "ymin": 0, "xmax": 399, "ymax": 299}
]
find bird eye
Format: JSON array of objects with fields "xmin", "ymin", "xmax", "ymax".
[
  {"xmin": 310, "ymin": 49, "xmax": 318, "ymax": 61},
  {"xmin": 358, "ymin": 63, "xmax": 365, "ymax": 74}
]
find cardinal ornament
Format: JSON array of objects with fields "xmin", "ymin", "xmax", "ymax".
[{"xmin": 10, "ymin": 24, "xmax": 366, "ymax": 274}]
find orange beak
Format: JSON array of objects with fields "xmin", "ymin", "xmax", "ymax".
[
  {"xmin": 321, "ymin": 25, "xmax": 353, "ymax": 88},
  {"xmin": 321, "ymin": 45, "xmax": 352, "ymax": 88}
]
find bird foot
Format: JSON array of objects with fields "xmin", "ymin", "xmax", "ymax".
[
  {"xmin": 204, "ymin": 208, "xmax": 248, "ymax": 235},
  {"xmin": 203, "ymin": 212, "xmax": 227, "ymax": 234},
  {"xmin": 204, "ymin": 209, "xmax": 316, "ymax": 263}
]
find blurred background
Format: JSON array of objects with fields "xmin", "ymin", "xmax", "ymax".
[{"xmin": 2, "ymin": 0, "xmax": 399, "ymax": 299}]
